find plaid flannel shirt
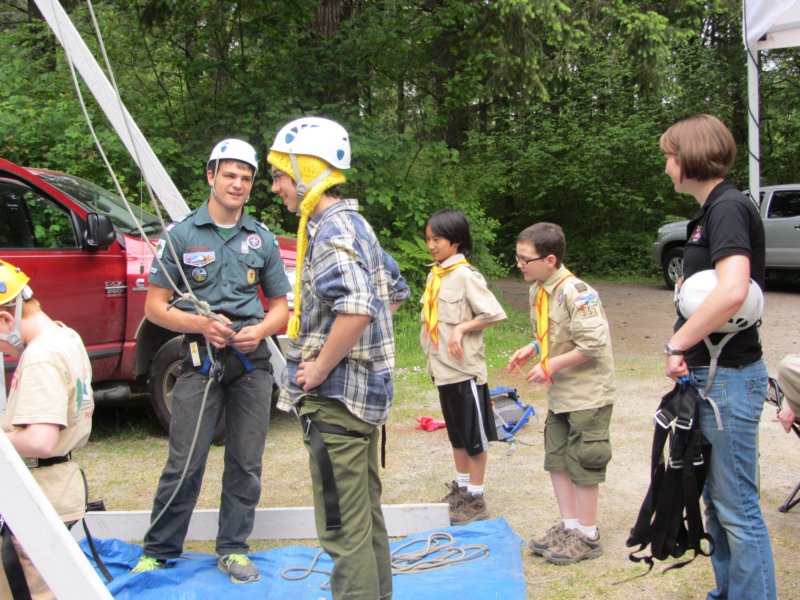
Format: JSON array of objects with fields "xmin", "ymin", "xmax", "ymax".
[{"xmin": 277, "ymin": 199, "xmax": 409, "ymax": 425}]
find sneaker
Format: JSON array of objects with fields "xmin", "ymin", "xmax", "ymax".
[
  {"xmin": 529, "ymin": 522, "xmax": 567, "ymax": 556},
  {"xmin": 218, "ymin": 553, "xmax": 261, "ymax": 584},
  {"xmin": 543, "ymin": 529, "xmax": 603, "ymax": 565},
  {"xmin": 131, "ymin": 555, "xmax": 165, "ymax": 573},
  {"xmin": 450, "ymin": 494, "xmax": 490, "ymax": 526},
  {"xmin": 441, "ymin": 480, "xmax": 469, "ymax": 510}
]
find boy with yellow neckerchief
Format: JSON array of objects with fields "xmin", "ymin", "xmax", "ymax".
[
  {"xmin": 507, "ymin": 222, "xmax": 615, "ymax": 565},
  {"xmin": 267, "ymin": 117, "xmax": 408, "ymax": 600}
]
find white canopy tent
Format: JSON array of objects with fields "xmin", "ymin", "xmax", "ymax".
[{"xmin": 744, "ymin": 0, "xmax": 800, "ymax": 201}]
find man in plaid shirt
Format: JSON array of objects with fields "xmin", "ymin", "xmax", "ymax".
[{"xmin": 268, "ymin": 117, "xmax": 408, "ymax": 600}]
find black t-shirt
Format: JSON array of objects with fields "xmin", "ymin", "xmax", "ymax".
[{"xmin": 675, "ymin": 181, "xmax": 766, "ymax": 367}]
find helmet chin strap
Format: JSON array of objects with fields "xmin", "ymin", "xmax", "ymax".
[
  {"xmin": 0, "ymin": 294, "xmax": 26, "ymax": 352},
  {"xmin": 290, "ymin": 154, "xmax": 332, "ymax": 212}
]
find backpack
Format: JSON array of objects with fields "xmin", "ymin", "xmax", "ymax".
[
  {"xmin": 625, "ymin": 377, "xmax": 714, "ymax": 575},
  {"xmin": 491, "ymin": 386, "xmax": 535, "ymax": 443}
]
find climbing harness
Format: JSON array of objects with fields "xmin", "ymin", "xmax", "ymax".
[
  {"xmin": 280, "ymin": 532, "xmax": 490, "ymax": 591},
  {"xmin": 623, "ymin": 376, "xmax": 713, "ymax": 580}
]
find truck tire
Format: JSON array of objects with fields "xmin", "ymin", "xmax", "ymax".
[
  {"xmin": 148, "ymin": 336, "xmax": 226, "ymax": 445},
  {"xmin": 662, "ymin": 247, "xmax": 684, "ymax": 289}
]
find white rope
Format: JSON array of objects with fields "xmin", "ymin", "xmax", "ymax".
[{"xmin": 280, "ymin": 532, "xmax": 490, "ymax": 590}]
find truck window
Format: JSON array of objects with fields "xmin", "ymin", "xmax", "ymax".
[
  {"xmin": 0, "ymin": 181, "xmax": 77, "ymax": 249},
  {"xmin": 766, "ymin": 190, "xmax": 800, "ymax": 219}
]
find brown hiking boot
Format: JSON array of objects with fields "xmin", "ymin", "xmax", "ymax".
[
  {"xmin": 441, "ymin": 480, "xmax": 469, "ymax": 510},
  {"xmin": 450, "ymin": 494, "xmax": 489, "ymax": 525},
  {"xmin": 529, "ymin": 522, "xmax": 568, "ymax": 556},
  {"xmin": 543, "ymin": 529, "xmax": 603, "ymax": 565}
]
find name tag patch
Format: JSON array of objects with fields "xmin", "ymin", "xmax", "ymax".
[{"xmin": 183, "ymin": 251, "xmax": 215, "ymax": 267}]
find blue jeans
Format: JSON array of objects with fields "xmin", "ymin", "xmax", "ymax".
[
  {"xmin": 144, "ymin": 360, "xmax": 273, "ymax": 559},
  {"xmin": 690, "ymin": 360, "xmax": 776, "ymax": 600}
]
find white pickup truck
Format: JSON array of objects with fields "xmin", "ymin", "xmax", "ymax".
[{"xmin": 652, "ymin": 184, "xmax": 800, "ymax": 287}]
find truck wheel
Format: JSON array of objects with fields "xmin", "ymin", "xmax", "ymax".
[
  {"xmin": 662, "ymin": 247, "xmax": 684, "ymax": 289},
  {"xmin": 149, "ymin": 336, "xmax": 226, "ymax": 445}
]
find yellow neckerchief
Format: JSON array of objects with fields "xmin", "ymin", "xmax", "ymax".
[
  {"xmin": 422, "ymin": 257, "xmax": 469, "ymax": 348},
  {"xmin": 535, "ymin": 269, "xmax": 574, "ymax": 382}
]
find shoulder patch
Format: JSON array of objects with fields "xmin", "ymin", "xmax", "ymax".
[{"xmin": 574, "ymin": 281, "xmax": 587, "ymax": 292}]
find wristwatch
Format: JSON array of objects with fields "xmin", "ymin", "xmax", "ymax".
[{"xmin": 663, "ymin": 343, "xmax": 685, "ymax": 356}]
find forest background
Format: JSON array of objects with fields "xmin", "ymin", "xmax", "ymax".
[{"xmin": 1, "ymin": 0, "xmax": 799, "ymax": 295}]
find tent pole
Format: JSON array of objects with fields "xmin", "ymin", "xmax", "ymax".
[{"xmin": 746, "ymin": 45, "xmax": 761, "ymax": 204}]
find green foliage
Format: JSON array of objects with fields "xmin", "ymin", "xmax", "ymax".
[{"xmin": 1, "ymin": 1, "xmax": 795, "ymax": 281}]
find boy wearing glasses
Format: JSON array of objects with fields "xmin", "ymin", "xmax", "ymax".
[{"xmin": 507, "ymin": 222, "xmax": 615, "ymax": 565}]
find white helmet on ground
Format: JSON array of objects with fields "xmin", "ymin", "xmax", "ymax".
[
  {"xmin": 208, "ymin": 138, "xmax": 258, "ymax": 174},
  {"xmin": 678, "ymin": 269, "xmax": 764, "ymax": 333},
  {"xmin": 270, "ymin": 117, "xmax": 350, "ymax": 169}
]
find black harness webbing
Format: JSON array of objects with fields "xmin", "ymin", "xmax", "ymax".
[
  {"xmin": 1, "ymin": 518, "xmax": 33, "ymax": 600},
  {"xmin": 625, "ymin": 378, "xmax": 714, "ymax": 578},
  {"xmin": 299, "ymin": 414, "xmax": 378, "ymax": 531},
  {"xmin": 77, "ymin": 469, "xmax": 113, "ymax": 583}
]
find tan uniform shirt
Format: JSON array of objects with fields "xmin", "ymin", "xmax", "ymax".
[
  {"xmin": 420, "ymin": 254, "xmax": 507, "ymax": 385},
  {"xmin": 1, "ymin": 323, "xmax": 93, "ymax": 522},
  {"xmin": 531, "ymin": 266, "xmax": 615, "ymax": 414}
]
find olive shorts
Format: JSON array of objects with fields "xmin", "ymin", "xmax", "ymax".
[{"xmin": 544, "ymin": 404, "xmax": 613, "ymax": 485}]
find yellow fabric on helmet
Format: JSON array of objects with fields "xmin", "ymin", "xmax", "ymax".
[
  {"xmin": 0, "ymin": 259, "xmax": 31, "ymax": 306},
  {"xmin": 267, "ymin": 150, "xmax": 346, "ymax": 339}
]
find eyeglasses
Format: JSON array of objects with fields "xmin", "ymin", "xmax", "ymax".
[
  {"xmin": 515, "ymin": 254, "xmax": 548, "ymax": 266},
  {"xmin": 270, "ymin": 171, "xmax": 287, "ymax": 183}
]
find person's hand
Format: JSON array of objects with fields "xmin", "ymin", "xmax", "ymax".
[
  {"xmin": 665, "ymin": 354, "xmax": 689, "ymax": 380},
  {"xmin": 525, "ymin": 363, "xmax": 550, "ymax": 385},
  {"xmin": 778, "ymin": 405, "xmax": 797, "ymax": 433},
  {"xmin": 296, "ymin": 359, "xmax": 328, "ymax": 392},
  {"xmin": 230, "ymin": 324, "xmax": 263, "ymax": 354},
  {"xmin": 447, "ymin": 326, "xmax": 465, "ymax": 360},
  {"xmin": 200, "ymin": 316, "xmax": 234, "ymax": 348},
  {"xmin": 507, "ymin": 344, "xmax": 536, "ymax": 373}
]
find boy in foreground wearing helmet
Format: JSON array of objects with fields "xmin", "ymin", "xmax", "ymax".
[
  {"xmin": 507, "ymin": 223, "xmax": 615, "ymax": 565},
  {"xmin": 661, "ymin": 114, "xmax": 776, "ymax": 599},
  {"xmin": 131, "ymin": 139, "xmax": 290, "ymax": 584},
  {"xmin": 0, "ymin": 259, "xmax": 94, "ymax": 599},
  {"xmin": 268, "ymin": 117, "xmax": 408, "ymax": 600}
]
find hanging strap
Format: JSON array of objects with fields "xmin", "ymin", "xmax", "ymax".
[
  {"xmin": 1, "ymin": 517, "xmax": 33, "ymax": 600},
  {"xmin": 77, "ymin": 469, "xmax": 113, "ymax": 583},
  {"xmin": 699, "ymin": 331, "xmax": 738, "ymax": 431},
  {"xmin": 299, "ymin": 414, "xmax": 370, "ymax": 531}
]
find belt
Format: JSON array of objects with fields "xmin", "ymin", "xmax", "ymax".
[{"xmin": 24, "ymin": 452, "xmax": 72, "ymax": 468}]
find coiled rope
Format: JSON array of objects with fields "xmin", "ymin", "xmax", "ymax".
[{"xmin": 281, "ymin": 532, "xmax": 489, "ymax": 591}]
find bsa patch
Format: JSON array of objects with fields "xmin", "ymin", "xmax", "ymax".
[
  {"xmin": 191, "ymin": 267, "xmax": 208, "ymax": 283},
  {"xmin": 154, "ymin": 238, "xmax": 166, "ymax": 259},
  {"xmin": 247, "ymin": 268, "xmax": 256, "ymax": 284},
  {"xmin": 690, "ymin": 225, "xmax": 703, "ymax": 243},
  {"xmin": 556, "ymin": 289, "xmax": 565, "ymax": 306},
  {"xmin": 247, "ymin": 234, "xmax": 262, "ymax": 250},
  {"xmin": 183, "ymin": 250, "xmax": 215, "ymax": 267}
]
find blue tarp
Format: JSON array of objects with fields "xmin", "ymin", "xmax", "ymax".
[{"xmin": 81, "ymin": 518, "xmax": 526, "ymax": 599}]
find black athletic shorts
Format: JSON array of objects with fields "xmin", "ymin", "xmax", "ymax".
[{"xmin": 437, "ymin": 379, "xmax": 498, "ymax": 456}]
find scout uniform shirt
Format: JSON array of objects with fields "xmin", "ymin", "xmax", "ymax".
[
  {"xmin": 149, "ymin": 201, "xmax": 291, "ymax": 326},
  {"xmin": 1, "ymin": 323, "xmax": 93, "ymax": 522},
  {"xmin": 420, "ymin": 253, "xmax": 507, "ymax": 386},
  {"xmin": 531, "ymin": 265, "xmax": 615, "ymax": 414}
]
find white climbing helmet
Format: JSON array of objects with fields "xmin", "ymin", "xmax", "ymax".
[
  {"xmin": 270, "ymin": 117, "xmax": 351, "ymax": 169},
  {"xmin": 207, "ymin": 138, "xmax": 258, "ymax": 174},
  {"xmin": 678, "ymin": 269, "xmax": 764, "ymax": 333}
]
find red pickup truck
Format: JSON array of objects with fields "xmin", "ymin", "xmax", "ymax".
[{"xmin": 0, "ymin": 157, "xmax": 295, "ymax": 432}]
